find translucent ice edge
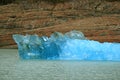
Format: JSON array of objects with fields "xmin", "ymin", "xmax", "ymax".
[{"xmin": 13, "ymin": 30, "xmax": 120, "ymax": 61}]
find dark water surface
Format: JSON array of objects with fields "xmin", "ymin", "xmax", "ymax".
[{"xmin": 0, "ymin": 49, "xmax": 120, "ymax": 80}]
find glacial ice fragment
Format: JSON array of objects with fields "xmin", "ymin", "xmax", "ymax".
[{"xmin": 13, "ymin": 30, "xmax": 120, "ymax": 61}]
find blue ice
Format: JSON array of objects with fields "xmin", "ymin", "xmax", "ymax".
[{"xmin": 13, "ymin": 30, "xmax": 120, "ymax": 61}]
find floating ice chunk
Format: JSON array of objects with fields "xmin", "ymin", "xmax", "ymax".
[
  {"xmin": 13, "ymin": 34, "xmax": 24, "ymax": 43},
  {"xmin": 60, "ymin": 39, "xmax": 120, "ymax": 61},
  {"xmin": 65, "ymin": 30, "xmax": 86, "ymax": 39},
  {"xmin": 13, "ymin": 30, "xmax": 120, "ymax": 61}
]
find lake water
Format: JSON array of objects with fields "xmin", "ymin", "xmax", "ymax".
[{"xmin": 0, "ymin": 49, "xmax": 120, "ymax": 80}]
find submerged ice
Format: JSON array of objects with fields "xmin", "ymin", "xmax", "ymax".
[{"xmin": 13, "ymin": 30, "xmax": 120, "ymax": 61}]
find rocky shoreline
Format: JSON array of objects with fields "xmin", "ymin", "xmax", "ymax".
[{"xmin": 0, "ymin": 0, "xmax": 120, "ymax": 48}]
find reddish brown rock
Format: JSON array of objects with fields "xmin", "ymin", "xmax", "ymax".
[{"xmin": 0, "ymin": 0, "xmax": 120, "ymax": 48}]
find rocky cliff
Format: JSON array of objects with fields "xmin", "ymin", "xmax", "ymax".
[{"xmin": 0, "ymin": 0, "xmax": 120, "ymax": 48}]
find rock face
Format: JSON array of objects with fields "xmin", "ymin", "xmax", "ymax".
[{"xmin": 0, "ymin": 0, "xmax": 120, "ymax": 48}]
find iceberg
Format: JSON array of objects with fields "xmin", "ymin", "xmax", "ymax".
[{"xmin": 13, "ymin": 30, "xmax": 120, "ymax": 61}]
